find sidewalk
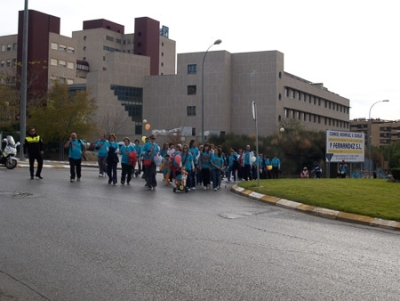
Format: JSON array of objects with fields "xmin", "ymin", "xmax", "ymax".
[{"xmin": 230, "ymin": 185, "xmax": 400, "ymax": 232}]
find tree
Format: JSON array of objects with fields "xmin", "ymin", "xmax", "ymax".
[{"xmin": 28, "ymin": 82, "xmax": 98, "ymax": 143}]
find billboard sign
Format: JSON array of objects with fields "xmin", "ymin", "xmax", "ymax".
[{"xmin": 326, "ymin": 130, "xmax": 365, "ymax": 162}]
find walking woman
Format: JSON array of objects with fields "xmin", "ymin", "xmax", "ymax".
[
  {"xmin": 199, "ymin": 144, "xmax": 212, "ymax": 190},
  {"xmin": 107, "ymin": 133, "xmax": 119, "ymax": 185},
  {"xmin": 120, "ymin": 137, "xmax": 135, "ymax": 185}
]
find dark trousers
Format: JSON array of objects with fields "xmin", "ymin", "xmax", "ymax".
[
  {"xmin": 69, "ymin": 158, "xmax": 82, "ymax": 180},
  {"xmin": 145, "ymin": 162, "xmax": 157, "ymax": 187},
  {"xmin": 107, "ymin": 162, "xmax": 117, "ymax": 184},
  {"xmin": 211, "ymin": 169, "xmax": 221, "ymax": 189},
  {"xmin": 97, "ymin": 156, "xmax": 107, "ymax": 175},
  {"xmin": 29, "ymin": 153, "xmax": 43, "ymax": 177},
  {"xmin": 121, "ymin": 163, "xmax": 133, "ymax": 183},
  {"xmin": 201, "ymin": 168, "xmax": 210, "ymax": 187},
  {"xmin": 272, "ymin": 167, "xmax": 279, "ymax": 179},
  {"xmin": 244, "ymin": 164, "xmax": 252, "ymax": 180}
]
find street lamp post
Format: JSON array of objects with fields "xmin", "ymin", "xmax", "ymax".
[
  {"xmin": 201, "ymin": 39, "xmax": 222, "ymax": 145},
  {"xmin": 368, "ymin": 99, "xmax": 389, "ymax": 178}
]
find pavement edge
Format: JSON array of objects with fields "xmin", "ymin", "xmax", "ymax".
[{"xmin": 231, "ymin": 185, "xmax": 400, "ymax": 231}]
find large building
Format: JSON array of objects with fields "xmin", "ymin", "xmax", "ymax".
[
  {"xmin": 350, "ymin": 118, "xmax": 400, "ymax": 147},
  {"xmin": 0, "ymin": 9, "xmax": 350, "ymax": 142}
]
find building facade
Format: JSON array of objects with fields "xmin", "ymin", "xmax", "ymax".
[{"xmin": 350, "ymin": 119, "xmax": 400, "ymax": 147}]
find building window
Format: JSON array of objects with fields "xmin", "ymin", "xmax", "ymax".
[
  {"xmin": 59, "ymin": 45, "xmax": 67, "ymax": 52},
  {"xmin": 116, "ymin": 39, "xmax": 121, "ymax": 44},
  {"xmin": 7, "ymin": 44, "xmax": 11, "ymax": 51},
  {"xmin": 291, "ymin": 90, "xmax": 295, "ymax": 99},
  {"xmin": 51, "ymin": 42, "xmax": 58, "ymax": 50},
  {"xmin": 106, "ymin": 35, "xmax": 114, "ymax": 42},
  {"xmin": 278, "ymin": 93, "xmax": 282, "ymax": 101},
  {"xmin": 12, "ymin": 59, "xmax": 16, "ymax": 66},
  {"xmin": 1, "ymin": 60, "xmax": 5, "ymax": 67},
  {"xmin": 1, "ymin": 45, "xmax": 5, "ymax": 52},
  {"xmin": 13, "ymin": 43, "xmax": 17, "ymax": 50},
  {"xmin": 285, "ymin": 88, "xmax": 289, "ymax": 97},
  {"xmin": 6, "ymin": 60, "xmax": 11, "ymax": 67},
  {"xmin": 50, "ymin": 58, "xmax": 57, "ymax": 66},
  {"xmin": 67, "ymin": 62, "xmax": 74, "ymax": 69},
  {"xmin": 67, "ymin": 47, "xmax": 75, "ymax": 54},
  {"xmin": 187, "ymin": 85, "xmax": 196, "ymax": 95},
  {"xmin": 188, "ymin": 64, "xmax": 197, "ymax": 74},
  {"xmin": 83, "ymin": 36, "xmax": 87, "ymax": 41},
  {"xmin": 83, "ymin": 46, "xmax": 86, "ymax": 51},
  {"xmin": 59, "ymin": 60, "xmax": 66, "ymax": 67},
  {"xmin": 187, "ymin": 106, "xmax": 196, "ymax": 116},
  {"xmin": 59, "ymin": 77, "xmax": 66, "ymax": 84}
]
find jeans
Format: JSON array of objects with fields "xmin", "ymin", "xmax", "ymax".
[
  {"xmin": 97, "ymin": 156, "xmax": 107, "ymax": 175},
  {"xmin": 211, "ymin": 169, "xmax": 221, "ymax": 189},
  {"xmin": 29, "ymin": 153, "xmax": 43, "ymax": 177}
]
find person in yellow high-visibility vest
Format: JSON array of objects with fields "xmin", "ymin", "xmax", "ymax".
[{"xmin": 23, "ymin": 128, "xmax": 44, "ymax": 179}]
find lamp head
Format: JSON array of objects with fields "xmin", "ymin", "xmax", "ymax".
[
  {"xmin": 383, "ymin": 99, "xmax": 389, "ymax": 102},
  {"xmin": 214, "ymin": 39, "xmax": 222, "ymax": 45}
]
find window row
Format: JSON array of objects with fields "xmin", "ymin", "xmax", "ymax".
[
  {"xmin": 50, "ymin": 58, "xmax": 74, "ymax": 69},
  {"xmin": 284, "ymin": 87, "xmax": 349, "ymax": 114},
  {"xmin": 1, "ymin": 43, "xmax": 17, "ymax": 52},
  {"xmin": 0, "ymin": 59, "xmax": 17, "ymax": 67},
  {"xmin": 50, "ymin": 76, "xmax": 74, "ymax": 85},
  {"xmin": 284, "ymin": 108, "xmax": 349, "ymax": 129},
  {"xmin": 51, "ymin": 42, "xmax": 75, "ymax": 54},
  {"xmin": 0, "ymin": 76, "xmax": 16, "ymax": 84}
]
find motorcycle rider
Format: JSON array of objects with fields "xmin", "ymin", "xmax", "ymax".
[{"xmin": 23, "ymin": 127, "xmax": 44, "ymax": 179}]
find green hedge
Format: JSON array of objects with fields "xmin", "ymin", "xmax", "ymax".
[{"xmin": 391, "ymin": 168, "xmax": 400, "ymax": 181}]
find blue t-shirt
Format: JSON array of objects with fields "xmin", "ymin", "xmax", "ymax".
[
  {"xmin": 200, "ymin": 151, "xmax": 211, "ymax": 169},
  {"xmin": 96, "ymin": 139, "xmax": 109, "ymax": 157},
  {"xmin": 271, "ymin": 157, "xmax": 280, "ymax": 168},
  {"xmin": 135, "ymin": 144, "xmax": 142, "ymax": 158},
  {"xmin": 189, "ymin": 146, "xmax": 199, "ymax": 164},
  {"xmin": 211, "ymin": 154, "xmax": 224, "ymax": 170},
  {"xmin": 244, "ymin": 150, "xmax": 253, "ymax": 165},
  {"xmin": 69, "ymin": 139, "xmax": 84, "ymax": 159},
  {"xmin": 142, "ymin": 141, "xmax": 160, "ymax": 160},
  {"xmin": 120, "ymin": 144, "xmax": 135, "ymax": 164},
  {"xmin": 181, "ymin": 153, "xmax": 193, "ymax": 171}
]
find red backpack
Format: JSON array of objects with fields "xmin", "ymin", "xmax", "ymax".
[{"xmin": 128, "ymin": 151, "xmax": 137, "ymax": 166}]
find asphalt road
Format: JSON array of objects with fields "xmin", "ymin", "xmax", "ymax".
[{"xmin": 1, "ymin": 167, "xmax": 400, "ymax": 300}]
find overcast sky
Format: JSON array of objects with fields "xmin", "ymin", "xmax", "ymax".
[{"xmin": 2, "ymin": 0, "xmax": 399, "ymax": 121}]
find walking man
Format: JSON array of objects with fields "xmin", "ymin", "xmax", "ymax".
[
  {"xmin": 64, "ymin": 132, "xmax": 86, "ymax": 182},
  {"xmin": 23, "ymin": 127, "xmax": 44, "ymax": 179}
]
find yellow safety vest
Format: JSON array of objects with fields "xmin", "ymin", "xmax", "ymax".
[{"xmin": 26, "ymin": 135, "xmax": 41, "ymax": 143}]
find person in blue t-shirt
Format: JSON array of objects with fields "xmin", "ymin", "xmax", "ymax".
[
  {"xmin": 210, "ymin": 148, "xmax": 225, "ymax": 191},
  {"xmin": 120, "ymin": 137, "xmax": 135, "ymax": 185},
  {"xmin": 271, "ymin": 154, "xmax": 281, "ymax": 179},
  {"xmin": 199, "ymin": 144, "xmax": 212, "ymax": 190},
  {"xmin": 107, "ymin": 133, "xmax": 119, "ymax": 185},
  {"xmin": 142, "ymin": 134, "xmax": 160, "ymax": 190},
  {"xmin": 64, "ymin": 132, "xmax": 86, "ymax": 182},
  {"xmin": 134, "ymin": 139, "xmax": 143, "ymax": 178},
  {"xmin": 95, "ymin": 134, "xmax": 109, "ymax": 177}
]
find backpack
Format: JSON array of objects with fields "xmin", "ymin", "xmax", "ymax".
[{"xmin": 128, "ymin": 151, "xmax": 137, "ymax": 166}]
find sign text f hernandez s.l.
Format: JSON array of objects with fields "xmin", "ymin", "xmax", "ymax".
[{"xmin": 326, "ymin": 130, "xmax": 365, "ymax": 163}]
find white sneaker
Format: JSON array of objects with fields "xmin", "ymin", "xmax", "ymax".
[
  {"xmin": 191, "ymin": 187, "xmax": 196, "ymax": 190},
  {"xmin": 203, "ymin": 186, "xmax": 207, "ymax": 190},
  {"xmin": 214, "ymin": 188, "xmax": 217, "ymax": 191}
]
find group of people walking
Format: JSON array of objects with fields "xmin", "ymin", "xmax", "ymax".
[{"xmin": 22, "ymin": 128, "xmax": 289, "ymax": 189}]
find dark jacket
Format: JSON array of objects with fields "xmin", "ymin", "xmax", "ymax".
[{"xmin": 23, "ymin": 134, "xmax": 44, "ymax": 155}]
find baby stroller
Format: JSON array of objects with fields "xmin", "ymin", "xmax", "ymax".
[{"xmin": 173, "ymin": 168, "xmax": 189, "ymax": 193}]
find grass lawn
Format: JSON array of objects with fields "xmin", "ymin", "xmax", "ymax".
[{"xmin": 238, "ymin": 179, "xmax": 400, "ymax": 222}]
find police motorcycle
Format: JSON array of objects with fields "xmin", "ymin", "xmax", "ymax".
[{"xmin": 0, "ymin": 135, "xmax": 19, "ymax": 169}]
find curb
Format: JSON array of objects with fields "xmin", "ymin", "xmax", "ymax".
[
  {"xmin": 16, "ymin": 160, "xmax": 98, "ymax": 169},
  {"xmin": 230, "ymin": 185, "xmax": 400, "ymax": 231}
]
